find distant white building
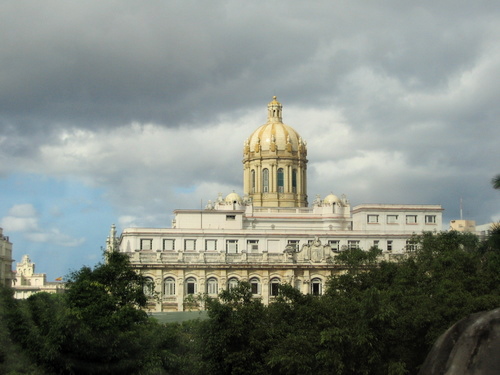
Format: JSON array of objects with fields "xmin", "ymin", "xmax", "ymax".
[
  {"xmin": 12, "ymin": 255, "xmax": 65, "ymax": 299},
  {"xmin": 111, "ymin": 97, "xmax": 444, "ymax": 312},
  {"xmin": 475, "ymin": 222, "xmax": 496, "ymax": 239},
  {"xmin": 0, "ymin": 228, "xmax": 14, "ymax": 287},
  {"xmin": 449, "ymin": 220, "xmax": 497, "ymax": 240},
  {"xmin": 449, "ymin": 219, "xmax": 477, "ymax": 233}
]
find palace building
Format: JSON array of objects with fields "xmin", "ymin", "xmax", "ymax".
[
  {"xmin": 109, "ymin": 97, "xmax": 443, "ymax": 312},
  {"xmin": 11, "ymin": 255, "xmax": 65, "ymax": 299}
]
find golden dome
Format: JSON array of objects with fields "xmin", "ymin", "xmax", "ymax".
[
  {"xmin": 242, "ymin": 97, "xmax": 309, "ymax": 208},
  {"xmin": 246, "ymin": 96, "xmax": 305, "ymax": 154}
]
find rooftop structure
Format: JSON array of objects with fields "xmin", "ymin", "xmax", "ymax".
[
  {"xmin": 112, "ymin": 97, "xmax": 443, "ymax": 312},
  {"xmin": 11, "ymin": 255, "xmax": 65, "ymax": 299}
]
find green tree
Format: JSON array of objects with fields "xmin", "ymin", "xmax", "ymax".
[
  {"xmin": 60, "ymin": 250, "xmax": 157, "ymax": 374},
  {"xmin": 199, "ymin": 282, "xmax": 270, "ymax": 375},
  {"xmin": 194, "ymin": 231, "xmax": 500, "ymax": 374},
  {"xmin": 3, "ymin": 251, "xmax": 171, "ymax": 375},
  {"xmin": 265, "ymin": 285, "xmax": 337, "ymax": 375},
  {"xmin": 153, "ymin": 319, "xmax": 204, "ymax": 375},
  {"xmin": 325, "ymin": 230, "xmax": 500, "ymax": 374},
  {"xmin": 0, "ymin": 285, "xmax": 49, "ymax": 374},
  {"xmin": 334, "ymin": 246, "xmax": 382, "ymax": 270},
  {"xmin": 492, "ymin": 174, "xmax": 500, "ymax": 189}
]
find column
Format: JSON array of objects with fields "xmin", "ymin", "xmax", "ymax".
[{"xmin": 177, "ymin": 269, "xmax": 185, "ymax": 311}]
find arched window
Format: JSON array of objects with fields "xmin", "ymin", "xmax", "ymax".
[
  {"xmin": 292, "ymin": 169, "xmax": 297, "ymax": 193},
  {"xmin": 143, "ymin": 277, "xmax": 154, "ymax": 297},
  {"xmin": 249, "ymin": 277, "xmax": 260, "ymax": 295},
  {"xmin": 206, "ymin": 277, "xmax": 218, "ymax": 295},
  {"xmin": 163, "ymin": 277, "xmax": 176, "ymax": 296},
  {"xmin": 251, "ymin": 169, "xmax": 256, "ymax": 193},
  {"xmin": 227, "ymin": 277, "xmax": 239, "ymax": 290},
  {"xmin": 311, "ymin": 278, "xmax": 322, "ymax": 296},
  {"xmin": 262, "ymin": 168, "xmax": 269, "ymax": 192},
  {"xmin": 270, "ymin": 277, "xmax": 280, "ymax": 296},
  {"xmin": 277, "ymin": 168, "xmax": 284, "ymax": 193},
  {"xmin": 185, "ymin": 277, "xmax": 197, "ymax": 295}
]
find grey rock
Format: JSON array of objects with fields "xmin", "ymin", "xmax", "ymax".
[{"xmin": 419, "ymin": 308, "xmax": 500, "ymax": 375}]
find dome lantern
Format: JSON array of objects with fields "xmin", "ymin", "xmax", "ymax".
[{"xmin": 267, "ymin": 96, "xmax": 282, "ymax": 122}]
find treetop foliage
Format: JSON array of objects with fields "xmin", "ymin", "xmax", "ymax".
[
  {"xmin": 1, "ymin": 229, "xmax": 499, "ymax": 374},
  {"xmin": 198, "ymin": 230, "xmax": 500, "ymax": 375}
]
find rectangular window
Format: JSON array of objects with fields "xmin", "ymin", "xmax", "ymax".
[
  {"xmin": 387, "ymin": 240, "xmax": 393, "ymax": 251},
  {"xmin": 287, "ymin": 240, "xmax": 300, "ymax": 251},
  {"xmin": 373, "ymin": 240, "xmax": 380, "ymax": 248},
  {"xmin": 205, "ymin": 239, "xmax": 217, "ymax": 251},
  {"xmin": 425, "ymin": 215, "xmax": 436, "ymax": 224},
  {"xmin": 164, "ymin": 278, "xmax": 175, "ymax": 296},
  {"xmin": 311, "ymin": 281, "xmax": 322, "ymax": 296},
  {"xmin": 184, "ymin": 239, "xmax": 196, "ymax": 251},
  {"xmin": 251, "ymin": 282, "xmax": 259, "ymax": 294},
  {"xmin": 226, "ymin": 240, "xmax": 238, "ymax": 253},
  {"xmin": 247, "ymin": 240, "xmax": 259, "ymax": 253},
  {"xmin": 163, "ymin": 239, "xmax": 175, "ymax": 251},
  {"xmin": 348, "ymin": 240, "xmax": 360, "ymax": 250},
  {"xmin": 186, "ymin": 282, "xmax": 195, "ymax": 294},
  {"xmin": 367, "ymin": 215, "xmax": 379, "ymax": 223},
  {"xmin": 226, "ymin": 215, "xmax": 236, "ymax": 221},
  {"xmin": 277, "ymin": 169, "xmax": 284, "ymax": 193},
  {"xmin": 406, "ymin": 240, "xmax": 417, "ymax": 252},
  {"xmin": 387, "ymin": 215, "xmax": 398, "ymax": 224},
  {"xmin": 406, "ymin": 215, "xmax": 418, "ymax": 224},
  {"xmin": 140, "ymin": 239, "xmax": 153, "ymax": 250},
  {"xmin": 270, "ymin": 282, "xmax": 279, "ymax": 296},
  {"xmin": 206, "ymin": 279, "xmax": 218, "ymax": 295},
  {"xmin": 263, "ymin": 169, "xmax": 269, "ymax": 193},
  {"xmin": 328, "ymin": 240, "xmax": 340, "ymax": 251},
  {"xmin": 250, "ymin": 279, "xmax": 260, "ymax": 295}
]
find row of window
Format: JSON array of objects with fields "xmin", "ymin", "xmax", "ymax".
[
  {"xmin": 141, "ymin": 239, "xmax": 347, "ymax": 252},
  {"xmin": 140, "ymin": 238, "xmax": 404, "ymax": 252},
  {"xmin": 375, "ymin": 239, "xmax": 417, "ymax": 252},
  {"xmin": 367, "ymin": 214, "xmax": 437, "ymax": 224},
  {"xmin": 251, "ymin": 168, "xmax": 298, "ymax": 193},
  {"xmin": 144, "ymin": 276, "xmax": 324, "ymax": 297}
]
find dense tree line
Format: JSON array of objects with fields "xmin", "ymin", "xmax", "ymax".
[
  {"xmin": 198, "ymin": 229, "xmax": 500, "ymax": 375},
  {"xmin": 0, "ymin": 251, "xmax": 194, "ymax": 375},
  {"xmin": 1, "ymin": 228, "xmax": 499, "ymax": 374}
]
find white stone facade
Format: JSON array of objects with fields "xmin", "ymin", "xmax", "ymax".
[
  {"xmin": 114, "ymin": 97, "xmax": 444, "ymax": 312},
  {"xmin": 0, "ymin": 228, "xmax": 14, "ymax": 287},
  {"xmin": 12, "ymin": 255, "xmax": 65, "ymax": 299}
]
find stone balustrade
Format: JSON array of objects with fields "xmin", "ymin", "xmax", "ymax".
[{"xmin": 129, "ymin": 249, "xmax": 409, "ymax": 265}]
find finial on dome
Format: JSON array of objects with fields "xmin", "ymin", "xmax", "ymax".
[{"xmin": 267, "ymin": 95, "xmax": 282, "ymax": 122}]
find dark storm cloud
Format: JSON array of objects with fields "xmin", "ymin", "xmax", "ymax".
[
  {"xmin": 1, "ymin": 1, "xmax": 324, "ymax": 131},
  {"xmin": 1, "ymin": 0, "xmax": 499, "ymax": 227},
  {"xmin": 2, "ymin": 1, "xmax": 495, "ymax": 132}
]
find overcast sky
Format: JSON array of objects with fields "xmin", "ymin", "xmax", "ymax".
[{"xmin": 1, "ymin": 1, "xmax": 499, "ymax": 280}]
